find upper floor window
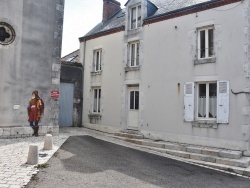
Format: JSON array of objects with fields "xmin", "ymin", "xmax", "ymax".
[
  {"xmin": 198, "ymin": 27, "xmax": 214, "ymax": 59},
  {"xmin": 130, "ymin": 5, "xmax": 141, "ymax": 30},
  {"xmin": 129, "ymin": 41, "xmax": 139, "ymax": 67},
  {"xmin": 93, "ymin": 49, "xmax": 102, "ymax": 72}
]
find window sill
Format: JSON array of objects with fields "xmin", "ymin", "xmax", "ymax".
[
  {"xmin": 192, "ymin": 120, "xmax": 218, "ymax": 129},
  {"xmin": 194, "ymin": 57, "xmax": 216, "ymax": 65},
  {"xmin": 88, "ymin": 114, "xmax": 102, "ymax": 119},
  {"xmin": 125, "ymin": 66, "xmax": 140, "ymax": 72},
  {"xmin": 91, "ymin": 71, "xmax": 102, "ymax": 76}
]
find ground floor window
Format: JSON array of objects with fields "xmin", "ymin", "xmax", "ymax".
[
  {"xmin": 93, "ymin": 88, "xmax": 101, "ymax": 113},
  {"xmin": 130, "ymin": 90, "xmax": 139, "ymax": 110},
  {"xmin": 184, "ymin": 81, "xmax": 229, "ymax": 124},
  {"xmin": 197, "ymin": 82, "xmax": 217, "ymax": 119}
]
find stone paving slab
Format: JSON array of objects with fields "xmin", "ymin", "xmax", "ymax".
[{"xmin": 0, "ymin": 132, "xmax": 73, "ymax": 187}]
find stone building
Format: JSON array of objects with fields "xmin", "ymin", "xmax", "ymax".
[
  {"xmin": 79, "ymin": 0, "xmax": 250, "ymax": 156},
  {"xmin": 60, "ymin": 50, "xmax": 83, "ymax": 127},
  {"xmin": 0, "ymin": 0, "xmax": 64, "ymax": 138}
]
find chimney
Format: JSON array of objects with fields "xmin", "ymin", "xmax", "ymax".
[{"xmin": 103, "ymin": 0, "xmax": 121, "ymax": 21}]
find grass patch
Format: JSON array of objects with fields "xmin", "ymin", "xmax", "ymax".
[{"xmin": 36, "ymin": 163, "xmax": 49, "ymax": 169}]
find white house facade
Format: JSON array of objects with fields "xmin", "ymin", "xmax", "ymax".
[{"xmin": 80, "ymin": 0, "xmax": 250, "ymax": 156}]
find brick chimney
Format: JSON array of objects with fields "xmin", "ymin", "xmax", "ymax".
[{"xmin": 103, "ymin": 0, "xmax": 121, "ymax": 21}]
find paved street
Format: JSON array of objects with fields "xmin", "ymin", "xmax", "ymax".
[{"xmin": 27, "ymin": 135, "xmax": 250, "ymax": 188}]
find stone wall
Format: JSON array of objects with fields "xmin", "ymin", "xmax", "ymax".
[{"xmin": 0, "ymin": 0, "xmax": 64, "ymax": 138}]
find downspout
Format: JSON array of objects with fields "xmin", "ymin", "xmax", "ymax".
[
  {"xmin": 83, "ymin": 38, "xmax": 87, "ymax": 68},
  {"xmin": 80, "ymin": 38, "xmax": 87, "ymax": 127}
]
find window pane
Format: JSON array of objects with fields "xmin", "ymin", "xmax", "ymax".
[
  {"xmin": 93, "ymin": 89, "xmax": 97, "ymax": 112},
  {"xmin": 130, "ymin": 91, "xmax": 134, "ymax": 109},
  {"xmin": 131, "ymin": 7, "xmax": 136, "ymax": 29},
  {"xmin": 198, "ymin": 84, "xmax": 206, "ymax": 117},
  {"xmin": 96, "ymin": 51, "xmax": 99, "ymax": 71},
  {"xmin": 136, "ymin": 43, "xmax": 139, "ymax": 66},
  {"xmin": 208, "ymin": 29, "xmax": 214, "ymax": 57},
  {"xmin": 200, "ymin": 30, "xmax": 206, "ymax": 58},
  {"xmin": 135, "ymin": 91, "xmax": 139, "ymax": 110},
  {"xmin": 99, "ymin": 51, "xmax": 102, "ymax": 71},
  {"xmin": 137, "ymin": 6, "xmax": 141, "ymax": 28},
  {"xmin": 98, "ymin": 89, "xmax": 101, "ymax": 113},
  {"xmin": 209, "ymin": 83, "xmax": 217, "ymax": 118},
  {"xmin": 131, "ymin": 43, "xmax": 135, "ymax": 66}
]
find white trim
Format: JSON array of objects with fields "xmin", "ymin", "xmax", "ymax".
[
  {"xmin": 194, "ymin": 75, "xmax": 218, "ymax": 82},
  {"xmin": 196, "ymin": 82, "xmax": 217, "ymax": 120},
  {"xmin": 196, "ymin": 20, "xmax": 214, "ymax": 28},
  {"xmin": 184, "ymin": 82, "xmax": 194, "ymax": 121},
  {"xmin": 93, "ymin": 45, "xmax": 103, "ymax": 50},
  {"xmin": 129, "ymin": 41, "xmax": 139, "ymax": 67},
  {"xmin": 197, "ymin": 26, "xmax": 214, "ymax": 60},
  {"xmin": 128, "ymin": 37, "xmax": 140, "ymax": 42}
]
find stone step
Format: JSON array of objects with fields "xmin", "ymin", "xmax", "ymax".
[
  {"xmin": 139, "ymin": 145, "xmax": 250, "ymax": 169},
  {"xmin": 186, "ymin": 146, "xmax": 242, "ymax": 159},
  {"xmin": 121, "ymin": 129, "xmax": 141, "ymax": 134},
  {"xmin": 114, "ymin": 132, "xmax": 144, "ymax": 139},
  {"xmin": 113, "ymin": 135, "xmax": 242, "ymax": 160}
]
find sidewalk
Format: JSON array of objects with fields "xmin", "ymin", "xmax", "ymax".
[
  {"xmin": 0, "ymin": 127, "xmax": 88, "ymax": 188},
  {"xmin": 1, "ymin": 127, "xmax": 249, "ymax": 188}
]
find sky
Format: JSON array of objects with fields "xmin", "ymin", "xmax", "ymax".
[{"xmin": 61, "ymin": 0, "xmax": 128, "ymax": 57}]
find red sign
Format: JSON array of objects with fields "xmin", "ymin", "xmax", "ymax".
[{"xmin": 51, "ymin": 91, "xmax": 60, "ymax": 99}]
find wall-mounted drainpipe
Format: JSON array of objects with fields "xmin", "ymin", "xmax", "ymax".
[
  {"xmin": 81, "ymin": 38, "xmax": 87, "ymax": 126},
  {"xmin": 83, "ymin": 38, "xmax": 87, "ymax": 68}
]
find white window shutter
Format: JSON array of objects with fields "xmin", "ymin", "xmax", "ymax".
[
  {"xmin": 217, "ymin": 81, "xmax": 229, "ymax": 124},
  {"xmin": 184, "ymin": 82, "xmax": 194, "ymax": 121}
]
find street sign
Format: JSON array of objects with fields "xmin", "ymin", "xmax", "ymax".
[{"xmin": 51, "ymin": 91, "xmax": 60, "ymax": 99}]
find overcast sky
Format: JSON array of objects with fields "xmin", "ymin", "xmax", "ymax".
[{"xmin": 61, "ymin": 0, "xmax": 128, "ymax": 57}]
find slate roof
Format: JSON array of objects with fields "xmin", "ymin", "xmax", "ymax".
[
  {"xmin": 148, "ymin": 0, "xmax": 214, "ymax": 18},
  {"xmin": 61, "ymin": 49, "xmax": 80, "ymax": 63},
  {"xmin": 80, "ymin": 0, "xmax": 221, "ymax": 40},
  {"xmin": 83, "ymin": 9, "xmax": 126, "ymax": 38}
]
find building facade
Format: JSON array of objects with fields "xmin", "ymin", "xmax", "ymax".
[
  {"xmin": 0, "ymin": 0, "xmax": 64, "ymax": 138},
  {"xmin": 80, "ymin": 0, "xmax": 250, "ymax": 155},
  {"xmin": 60, "ymin": 50, "xmax": 83, "ymax": 127}
]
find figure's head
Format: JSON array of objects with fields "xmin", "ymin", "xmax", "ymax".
[{"xmin": 32, "ymin": 90, "xmax": 39, "ymax": 99}]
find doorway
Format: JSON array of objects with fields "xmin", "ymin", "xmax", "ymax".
[
  {"xmin": 127, "ymin": 86, "xmax": 139, "ymax": 130},
  {"xmin": 59, "ymin": 83, "xmax": 74, "ymax": 126}
]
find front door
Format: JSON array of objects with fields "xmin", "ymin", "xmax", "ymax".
[
  {"xmin": 127, "ymin": 87, "xmax": 139, "ymax": 130},
  {"xmin": 59, "ymin": 83, "xmax": 74, "ymax": 127}
]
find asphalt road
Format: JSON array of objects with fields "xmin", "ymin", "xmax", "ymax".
[{"xmin": 27, "ymin": 136, "xmax": 250, "ymax": 188}]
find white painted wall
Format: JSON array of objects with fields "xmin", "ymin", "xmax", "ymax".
[
  {"xmin": 82, "ymin": 1, "xmax": 250, "ymax": 152},
  {"xmin": 82, "ymin": 32, "xmax": 124, "ymax": 130},
  {"xmin": 141, "ymin": 2, "xmax": 249, "ymax": 150}
]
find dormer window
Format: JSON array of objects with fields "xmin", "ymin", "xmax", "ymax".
[{"xmin": 130, "ymin": 5, "xmax": 141, "ymax": 30}]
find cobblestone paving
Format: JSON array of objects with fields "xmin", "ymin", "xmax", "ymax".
[{"xmin": 0, "ymin": 128, "xmax": 87, "ymax": 188}]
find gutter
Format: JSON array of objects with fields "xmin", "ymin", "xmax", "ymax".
[
  {"xmin": 79, "ymin": 26, "xmax": 125, "ymax": 42},
  {"xmin": 143, "ymin": 0, "xmax": 241, "ymax": 25}
]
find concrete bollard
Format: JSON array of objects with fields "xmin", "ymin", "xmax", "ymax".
[
  {"xmin": 27, "ymin": 144, "xmax": 39, "ymax": 165},
  {"xmin": 44, "ymin": 134, "xmax": 53, "ymax": 150}
]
